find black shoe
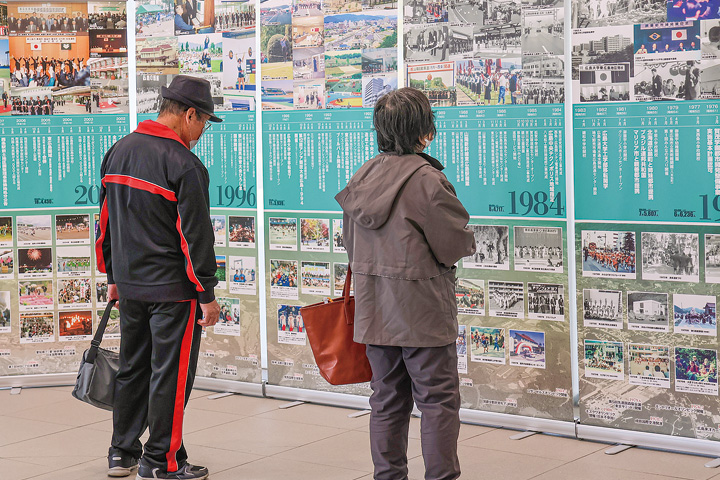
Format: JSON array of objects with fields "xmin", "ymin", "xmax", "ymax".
[
  {"xmin": 108, "ymin": 453, "xmax": 139, "ymax": 477},
  {"xmin": 136, "ymin": 463, "xmax": 209, "ymax": 480}
]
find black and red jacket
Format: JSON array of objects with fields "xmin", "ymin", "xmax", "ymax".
[{"xmin": 96, "ymin": 120, "xmax": 217, "ymax": 304}]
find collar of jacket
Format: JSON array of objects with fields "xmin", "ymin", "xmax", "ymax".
[
  {"xmin": 417, "ymin": 152, "xmax": 444, "ymax": 171},
  {"xmin": 134, "ymin": 119, "xmax": 189, "ymax": 149}
]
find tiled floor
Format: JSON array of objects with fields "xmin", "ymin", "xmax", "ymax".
[{"xmin": 0, "ymin": 386, "xmax": 719, "ymax": 479}]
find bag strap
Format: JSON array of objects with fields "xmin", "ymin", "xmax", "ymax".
[
  {"xmin": 343, "ymin": 266, "xmax": 353, "ymax": 325},
  {"xmin": 86, "ymin": 299, "xmax": 118, "ymax": 364}
]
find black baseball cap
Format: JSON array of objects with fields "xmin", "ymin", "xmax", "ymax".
[{"xmin": 161, "ymin": 75, "xmax": 223, "ymax": 123}]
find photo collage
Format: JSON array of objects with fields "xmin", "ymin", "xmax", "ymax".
[
  {"xmin": 260, "ymin": 0, "xmax": 398, "ymax": 110},
  {"xmin": 135, "ymin": 0, "xmax": 256, "ymax": 113},
  {"xmin": 455, "ymin": 223, "xmax": 567, "ymax": 374},
  {"xmin": 1, "ymin": 1, "xmax": 129, "ymax": 116},
  {"xmin": 404, "ymin": 0, "xmax": 565, "ymax": 107},
  {"xmin": 580, "ymin": 227, "xmax": 718, "ymax": 397},
  {"xmin": 571, "ymin": 0, "xmax": 720, "ymax": 102},
  {"xmin": 268, "ymin": 215, "xmax": 351, "ymax": 346}
]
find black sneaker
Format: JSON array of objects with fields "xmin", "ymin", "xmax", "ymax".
[
  {"xmin": 136, "ymin": 463, "xmax": 209, "ymax": 480},
  {"xmin": 108, "ymin": 453, "xmax": 139, "ymax": 477}
]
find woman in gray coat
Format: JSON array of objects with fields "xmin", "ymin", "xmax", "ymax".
[{"xmin": 336, "ymin": 88, "xmax": 476, "ymax": 480}]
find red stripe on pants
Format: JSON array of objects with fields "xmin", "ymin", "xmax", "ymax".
[{"xmin": 165, "ymin": 300, "xmax": 197, "ymax": 472}]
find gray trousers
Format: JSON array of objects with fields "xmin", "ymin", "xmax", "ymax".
[{"xmin": 366, "ymin": 343, "xmax": 461, "ymax": 480}]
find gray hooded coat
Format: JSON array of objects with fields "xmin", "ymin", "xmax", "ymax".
[{"xmin": 336, "ymin": 152, "xmax": 476, "ymax": 347}]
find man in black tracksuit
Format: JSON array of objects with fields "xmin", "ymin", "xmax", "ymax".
[{"xmin": 96, "ymin": 76, "xmax": 222, "ymax": 480}]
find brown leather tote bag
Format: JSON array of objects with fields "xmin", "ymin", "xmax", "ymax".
[{"xmin": 300, "ymin": 266, "xmax": 372, "ymax": 385}]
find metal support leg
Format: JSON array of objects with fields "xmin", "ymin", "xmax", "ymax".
[
  {"xmin": 509, "ymin": 430, "xmax": 539, "ymax": 440},
  {"xmin": 278, "ymin": 400, "xmax": 305, "ymax": 409},
  {"xmin": 605, "ymin": 444, "xmax": 634, "ymax": 455},
  {"xmin": 207, "ymin": 392, "xmax": 235, "ymax": 400},
  {"xmin": 10, "ymin": 387, "xmax": 21, "ymax": 395}
]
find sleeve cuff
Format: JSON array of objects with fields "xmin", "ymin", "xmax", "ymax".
[{"xmin": 198, "ymin": 290, "xmax": 215, "ymax": 304}]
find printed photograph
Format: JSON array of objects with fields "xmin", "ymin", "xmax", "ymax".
[
  {"xmin": 673, "ymin": 293, "xmax": 716, "ymax": 336},
  {"xmin": 584, "ymin": 339, "xmax": 624, "ymax": 380},
  {"xmin": 641, "ymin": 231, "xmax": 699, "ymax": 282},
  {"xmin": 406, "ymin": 60, "xmax": 456, "ymax": 106},
  {"xmin": 487, "ymin": 280, "xmax": 524, "ymax": 318},
  {"xmin": 404, "ymin": 0, "xmax": 448, "ymax": 24},
  {"xmin": 332, "ymin": 218, "xmax": 345, "ymax": 253},
  {"xmin": 301, "ymin": 261, "xmax": 331, "ymax": 296},
  {"xmin": 215, "ymin": 0, "xmax": 255, "ymax": 32},
  {"xmin": 627, "ymin": 291, "xmax": 669, "ymax": 332},
  {"xmin": 293, "ymin": 15, "xmax": 323, "ymax": 48},
  {"xmin": 404, "ymin": 24, "xmax": 450, "ymax": 63},
  {"xmin": 293, "ymin": 0, "xmax": 322, "ymax": 17},
  {"xmin": 293, "ymin": 79, "xmax": 325, "ymax": 108},
  {"xmin": 136, "ymin": 72, "xmax": 174, "ymax": 113},
  {"xmin": 448, "ymin": 24, "xmax": 474, "ymax": 60},
  {"xmin": 463, "ymin": 225, "xmax": 510, "ymax": 269},
  {"xmin": 222, "ymin": 31, "xmax": 256, "ymax": 110},
  {"xmin": 513, "ymin": 226, "xmax": 563, "ymax": 272},
  {"xmin": 0, "ymin": 291, "xmax": 11, "ymax": 332},
  {"xmin": 705, "ymin": 234, "xmax": 720, "ymax": 282},
  {"xmin": 270, "ymin": 259, "xmax": 299, "ymax": 300},
  {"xmin": 333, "ymin": 262, "xmax": 352, "ymax": 296},
  {"xmin": 455, "ymin": 58, "xmax": 522, "ymax": 106},
  {"xmin": 469, "ymin": 326, "xmax": 505, "ymax": 364},
  {"xmin": 455, "ymin": 278, "xmax": 485, "ymax": 316},
  {"xmin": 457, "ymin": 325, "xmax": 468, "ymax": 373},
  {"xmin": 581, "ymin": 230, "xmax": 636, "ymax": 278},
  {"xmin": 571, "ymin": 0, "xmax": 666, "ymax": 28},
  {"xmin": 58, "ymin": 278, "xmax": 93, "ymax": 308},
  {"xmin": 633, "ymin": 21, "xmax": 700, "ymax": 58},
  {"xmin": 261, "ymin": 0, "xmax": 291, "ymax": 25},
  {"xmin": 362, "ymin": 74, "xmax": 396, "ymax": 107},
  {"xmin": 327, "ymin": 0, "xmax": 362, "ymax": 13},
  {"xmin": 0, "ymin": 249, "xmax": 14, "ymax": 277},
  {"xmin": 628, "ymin": 344, "xmax": 670, "ymax": 388},
  {"xmin": 260, "ymin": 24, "xmax": 292, "ymax": 79},
  {"xmin": 56, "ymin": 246, "xmax": 92, "ymax": 276},
  {"xmin": 136, "ymin": 0, "xmax": 174, "ymax": 37},
  {"xmin": 96, "ymin": 278, "xmax": 108, "ymax": 304},
  {"xmin": 0, "ymin": 217, "xmax": 12, "ymax": 245},
  {"xmin": 178, "ymin": 33, "xmax": 223, "ymax": 74},
  {"xmin": 325, "ymin": 10, "xmax": 397, "ymax": 51},
  {"xmin": 509, "ymin": 329, "xmax": 545, "ymax": 368},
  {"xmin": 215, "ymin": 255, "xmax": 226, "ymax": 289},
  {"xmin": 17, "ymin": 248, "xmax": 52, "ymax": 277},
  {"xmin": 211, "ymin": 214, "xmax": 226, "ymax": 246},
  {"xmin": 18, "ymin": 280, "xmax": 53, "ymax": 311},
  {"xmin": 90, "ymin": 57, "xmax": 130, "ymax": 114},
  {"xmin": 527, "ymin": 283, "xmax": 564, "ymax": 321},
  {"xmin": 268, "ymin": 217, "xmax": 297, "ymax": 250},
  {"xmin": 228, "ymin": 255, "xmax": 256, "ymax": 295},
  {"xmin": 675, "ymin": 347, "xmax": 718, "ymax": 395},
  {"xmin": 449, "ymin": 0, "xmax": 519, "ymax": 26},
  {"xmin": 583, "ymin": 288, "xmax": 623, "ymax": 329},
  {"xmin": 293, "ymin": 46, "xmax": 325, "ymax": 80},
  {"xmin": 16, "ymin": 215, "xmax": 52, "ymax": 245},
  {"xmin": 521, "ymin": 55, "xmax": 565, "ymax": 103},
  {"xmin": 277, "ymin": 304, "xmax": 306, "ymax": 344},
  {"xmin": 173, "ymin": 0, "xmax": 216, "ymax": 35},
  {"xmin": 571, "ymin": 25, "xmax": 633, "ymax": 102},
  {"xmin": 633, "ymin": 57, "xmax": 701, "ymax": 101},
  {"xmin": 135, "ymin": 36, "xmax": 179, "ymax": 73},
  {"xmin": 262, "ymin": 79, "xmax": 294, "ymax": 109},
  {"xmin": 300, "ymin": 218, "xmax": 330, "ymax": 252},
  {"xmin": 89, "ymin": 29, "xmax": 127, "ymax": 57},
  {"xmin": 58, "ymin": 310, "xmax": 93, "ymax": 341},
  {"xmin": 668, "ymin": 0, "xmax": 720, "ymax": 21},
  {"xmin": 228, "ymin": 215, "xmax": 255, "ymax": 247},
  {"xmin": 325, "ymin": 50, "xmax": 363, "ymax": 107},
  {"xmin": 214, "ymin": 297, "xmax": 241, "ymax": 336},
  {"xmin": 362, "ymin": 48, "xmax": 397, "ymax": 75},
  {"xmin": 20, "ymin": 312, "xmax": 54, "ymax": 343},
  {"xmin": 98, "ymin": 307, "xmax": 120, "ymax": 339},
  {"xmin": 701, "ymin": 19, "xmax": 720, "ymax": 59},
  {"xmin": 522, "ymin": 7, "xmax": 564, "ymax": 56}
]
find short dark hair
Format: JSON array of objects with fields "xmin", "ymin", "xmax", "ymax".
[
  {"xmin": 158, "ymin": 97, "xmax": 191, "ymax": 117},
  {"xmin": 373, "ymin": 87, "xmax": 436, "ymax": 156}
]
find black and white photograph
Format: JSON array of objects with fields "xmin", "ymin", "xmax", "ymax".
[
  {"xmin": 522, "ymin": 7, "xmax": 564, "ymax": 56},
  {"xmin": 633, "ymin": 58, "xmax": 701, "ymax": 101},
  {"xmin": 473, "ymin": 23, "xmax": 522, "ymax": 57},
  {"xmin": 488, "ymin": 280, "xmax": 524, "ymax": 318},
  {"xmin": 521, "ymin": 55, "xmax": 565, "ymax": 103},
  {"xmin": 701, "ymin": 19, "xmax": 720, "ymax": 59},
  {"xmin": 513, "ymin": 226, "xmax": 563, "ymax": 273},
  {"xmin": 277, "ymin": 304, "xmax": 306, "ymax": 345},
  {"xmin": 572, "ymin": 25, "xmax": 634, "ymax": 102},
  {"xmin": 577, "ymin": 62, "xmax": 632, "ymax": 101},
  {"xmin": 455, "ymin": 278, "xmax": 485, "ymax": 316},
  {"xmin": 136, "ymin": 72, "xmax": 174, "ymax": 113},
  {"xmin": 706, "ymin": 234, "xmax": 720, "ymax": 283},
  {"xmin": 581, "ymin": 229, "xmax": 636, "ymax": 279},
  {"xmin": 404, "ymin": 0, "xmax": 448, "ymax": 24},
  {"xmin": 673, "ymin": 293, "xmax": 716, "ymax": 336},
  {"xmin": 404, "ymin": 24, "xmax": 450, "ymax": 62},
  {"xmin": 571, "ymin": 0, "xmax": 666, "ymax": 29},
  {"xmin": 462, "ymin": 224, "xmax": 509, "ymax": 269},
  {"xmin": 301, "ymin": 261, "xmax": 331, "ymax": 296},
  {"xmin": 641, "ymin": 231, "xmax": 699, "ymax": 282},
  {"xmin": 627, "ymin": 291, "xmax": 669, "ymax": 332},
  {"xmin": 228, "ymin": 256, "xmax": 256, "ymax": 296},
  {"xmin": 527, "ymin": 283, "xmax": 564, "ymax": 321},
  {"xmin": 449, "ymin": 24, "xmax": 474, "ymax": 60},
  {"xmin": 628, "ymin": 344, "xmax": 670, "ymax": 389},
  {"xmin": 583, "ymin": 288, "xmax": 623, "ymax": 329}
]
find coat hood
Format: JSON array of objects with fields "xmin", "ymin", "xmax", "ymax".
[{"xmin": 335, "ymin": 152, "xmax": 444, "ymax": 230}]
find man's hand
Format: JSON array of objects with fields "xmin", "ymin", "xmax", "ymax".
[
  {"xmin": 198, "ymin": 299, "xmax": 220, "ymax": 327},
  {"xmin": 108, "ymin": 284, "xmax": 119, "ymax": 303}
]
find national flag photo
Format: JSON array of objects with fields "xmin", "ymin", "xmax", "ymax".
[
  {"xmin": 30, "ymin": 43, "xmax": 41, "ymax": 51},
  {"xmin": 672, "ymin": 29, "xmax": 687, "ymax": 40},
  {"xmin": 595, "ymin": 70, "xmax": 612, "ymax": 84}
]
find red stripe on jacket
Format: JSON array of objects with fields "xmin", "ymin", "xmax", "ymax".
[
  {"xmin": 166, "ymin": 300, "xmax": 197, "ymax": 472},
  {"xmin": 135, "ymin": 119, "xmax": 189, "ymax": 149},
  {"xmin": 95, "ymin": 198, "xmax": 109, "ymax": 273},
  {"xmin": 176, "ymin": 210, "xmax": 205, "ymax": 293},
  {"xmin": 103, "ymin": 174, "xmax": 178, "ymax": 202}
]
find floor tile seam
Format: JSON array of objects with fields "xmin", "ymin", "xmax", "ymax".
[
  {"xmin": 456, "ymin": 440, "xmax": 606, "ymax": 462},
  {"xmin": 0, "ymin": 424, "xmax": 81, "ymax": 448},
  {"xmin": 254, "ymin": 428, "xmax": 368, "ymax": 457},
  {"xmin": 245, "ymin": 413, "xmax": 367, "ymax": 430},
  {"xmin": 226, "ymin": 453, "xmax": 373, "ymax": 475},
  {"xmin": 10, "ymin": 455, "xmax": 106, "ymax": 479}
]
